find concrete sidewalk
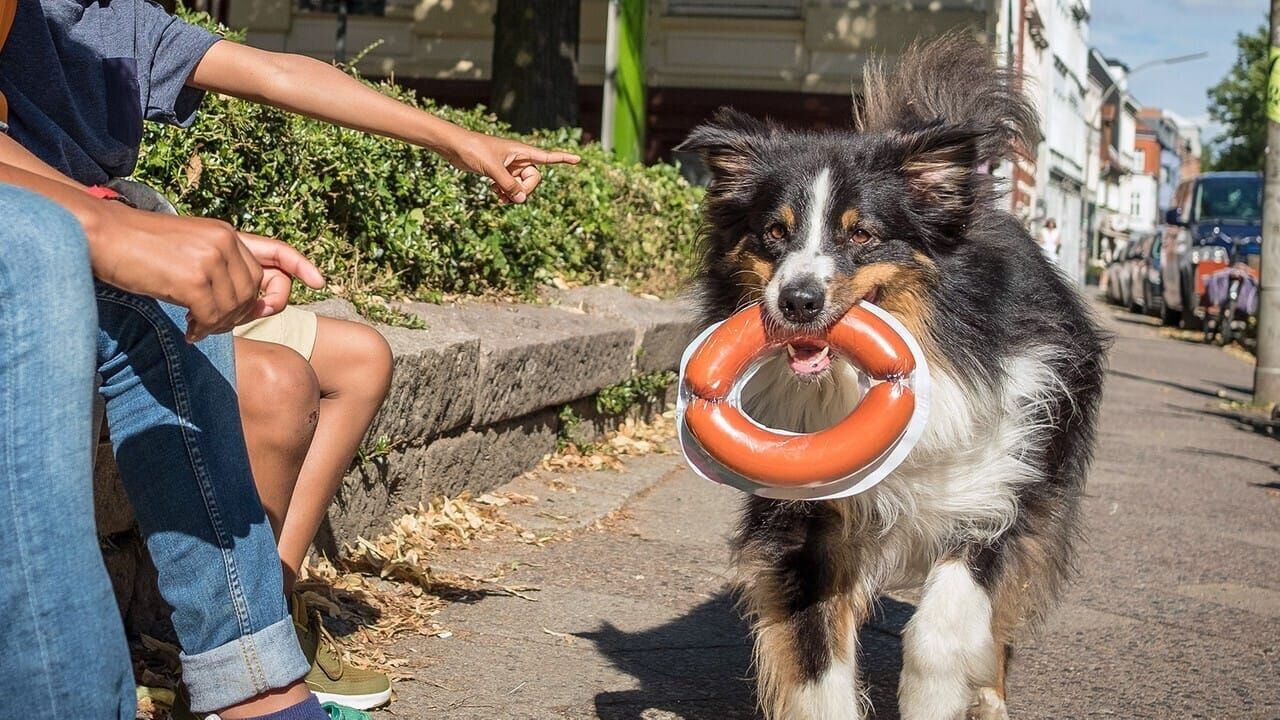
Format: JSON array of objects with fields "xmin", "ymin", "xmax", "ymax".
[{"xmin": 374, "ymin": 302, "xmax": 1280, "ymax": 719}]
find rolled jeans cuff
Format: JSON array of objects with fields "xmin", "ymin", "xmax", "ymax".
[{"xmin": 181, "ymin": 616, "xmax": 310, "ymax": 713}]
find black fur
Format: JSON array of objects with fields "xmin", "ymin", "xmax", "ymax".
[{"xmin": 679, "ymin": 33, "xmax": 1108, "ymax": 718}]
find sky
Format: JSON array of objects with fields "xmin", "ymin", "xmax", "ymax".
[{"xmin": 1090, "ymin": 0, "xmax": 1265, "ymax": 147}]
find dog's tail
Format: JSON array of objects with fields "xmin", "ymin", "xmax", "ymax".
[{"xmin": 855, "ymin": 32, "xmax": 1040, "ymax": 165}]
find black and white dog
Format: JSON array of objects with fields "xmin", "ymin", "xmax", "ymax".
[{"xmin": 678, "ymin": 34, "xmax": 1107, "ymax": 720}]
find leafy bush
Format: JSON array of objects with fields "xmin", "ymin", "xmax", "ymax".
[
  {"xmin": 595, "ymin": 371, "xmax": 677, "ymax": 415},
  {"xmin": 134, "ymin": 12, "xmax": 703, "ymax": 310}
]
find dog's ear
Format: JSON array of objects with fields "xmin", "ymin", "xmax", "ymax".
[
  {"xmin": 676, "ymin": 107, "xmax": 771, "ymax": 182},
  {"xmin": 894, "ymin": 123, "xmax": 987, "ymax": 223}
]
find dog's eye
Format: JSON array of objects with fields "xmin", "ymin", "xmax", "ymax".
[
  {"xmin": 850, "ymin": 228, "xmax": 874, "ymax": 245},
  {"xmin": 765, "ymin": 223, "xmax": 788, "ymax": 241}
]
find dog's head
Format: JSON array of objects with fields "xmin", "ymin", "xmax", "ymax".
[{"xmin": 680, "ymin": 108, "xmax": 992, "ymax": 376}]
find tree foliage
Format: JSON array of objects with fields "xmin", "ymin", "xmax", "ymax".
[{"xmin": 1206, "ymin": 23, "xmax": 1269, "ymax": 171}]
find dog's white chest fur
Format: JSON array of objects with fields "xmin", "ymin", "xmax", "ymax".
[{"xmin": 742, "ymin": 350, "xmax": 1060, "ymax": 587}]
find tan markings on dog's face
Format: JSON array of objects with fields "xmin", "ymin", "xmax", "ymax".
[
  {"xmin": 827, "ymin": 262, "xmax": 898, "ymax": 310},
  {"xmin": 840, "ymin": 208, "xmax": 861, "ymax": 231},
  {"xmin": 779, "ymin": 205, "xmax": 797, "ymax": 230},
  {"xmin": 825, "ymin": 258, "xmax": 943, "ymax": 366},
  {"xmin": 727, "ymin": 240, "xmax": 777, "ymax": 305}
]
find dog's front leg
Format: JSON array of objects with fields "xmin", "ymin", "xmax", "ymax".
[
  {"xmin": 736, "ymin": 498, "xmax": 872, "ymax": 720},
  {"xmin": 898, "ymin": 558, "xmax": 1003, "ymax": 720}
]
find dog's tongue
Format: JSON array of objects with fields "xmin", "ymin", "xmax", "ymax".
[{"xmin": 787, "ymin": 343, "xmax": 832, "ymax": 375}]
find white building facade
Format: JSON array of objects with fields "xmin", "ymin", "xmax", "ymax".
[
  {"xmin": 995, "ymin": 0, "xmax": 1092, "ymax": 282},
  {"xmin": 1086, "ymin": 51, "xmax": 1147, "ymax": 259}
]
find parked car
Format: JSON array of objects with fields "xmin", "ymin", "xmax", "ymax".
[
  {"xmin": 1159, "ymin": 172, "xmax": 1263, "ymax": 328},
  {"xmin": 1139, "ymin": 231, "xmax": 1165, "ymax": 317},
  {"xmin": 1103, "ymin": 236, "xmax": 1133, "ymax": 306},
  {"xmin": 1119, "ymin": 231, "xmax": 1161, "ymax": 315}
]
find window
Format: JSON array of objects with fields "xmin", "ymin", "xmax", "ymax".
[
  {"xmin": 666, "ymin": 0, "xmax": 802, "ymax": 18},
  {"xmin": 1193, "ymin": 176, "xmax": 1263, "ymax": 223},
  {"xmin": 296, "ymin": 0, "xmax": 386, "ymax": 16}
]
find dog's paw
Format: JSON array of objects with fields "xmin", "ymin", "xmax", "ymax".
[{"xmin": 966, "ymin": 687, "xmax": 1008, "ymax": 720}]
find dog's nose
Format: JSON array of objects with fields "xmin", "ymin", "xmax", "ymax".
[{"xmin": 779, "ymin": 279, "xmax": 825, "ymax": 323}]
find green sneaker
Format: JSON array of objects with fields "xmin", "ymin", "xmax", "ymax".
[
  {"xmin": 292, "ymin": 596, "xmax": 392, "ymax": 710},
  {"xmin": 320, "ymin": 702, "xmax": 371, "ymax": 720},
  {"xmin": 166, "ymin": 683, "xmax": 371, "ymax": 720}
]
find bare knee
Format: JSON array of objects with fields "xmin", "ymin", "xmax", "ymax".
[
  {"xmin": 351, "ymin": 323, "xmax": 394, "ymax": 401},
  {"xmin": 314, "ymin": 319, "xmax": 394, "ymax": 404},
  {"xmin": 235, "ymin": 338, "xmax": 322, "ymax": 451}
]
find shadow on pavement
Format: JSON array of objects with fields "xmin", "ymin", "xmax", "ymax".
[
  {"xmin": 1179, "ymin": 405, "xmax": 1279, "ymax": 440},
  {"xmin": 582, "ymin": 591, "xmax": 918, "ymax": 720},
  {"xmin": 1108, "ymin": 369, "xmax": 1227, "ymax": 401},
  {"xmin": 1175, "ymin": 447, "xmax": 1280, "ymax": 474},
  {"xmin": 1209, "ymin": 380, "xmax": 1254, "ymax": 397}
]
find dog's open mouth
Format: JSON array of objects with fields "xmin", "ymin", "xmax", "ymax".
[
  {"xmin": 777, "ymin": 287, "xmax": 881, "ymax": 376},
  {"xmin": 786, "ymin": 340, "xmax": 832, "ymax": 375}
]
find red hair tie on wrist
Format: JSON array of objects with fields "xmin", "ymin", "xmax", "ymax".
[{"xmin": 84, "ymin": 185, "xmax": 122, "ymax": 201}]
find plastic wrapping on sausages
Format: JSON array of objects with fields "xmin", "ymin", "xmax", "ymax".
[{"xmin": 676, "ymin": 300, "xmax": 931, "ymax": 501}]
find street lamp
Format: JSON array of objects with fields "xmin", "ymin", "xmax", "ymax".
[{"xmin": 1080, "ymin": 51, "xmax": 1207, "ymax": 279}]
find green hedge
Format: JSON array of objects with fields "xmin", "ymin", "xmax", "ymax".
[{"xmin": 133, "ymin": 13, "xmax": 702, "ymax": 311}]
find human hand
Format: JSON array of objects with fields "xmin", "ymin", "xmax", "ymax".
[
  {"xmin": 86, "ymin": 202, "xmax": 324, "ymax": 342},
  {"xmin": 237, "ymin": 232, "xmax": 326, "ymax": 319},
  {"xmin": 442, "ymin": 130, "xmax": 581, "ymax": 203}
]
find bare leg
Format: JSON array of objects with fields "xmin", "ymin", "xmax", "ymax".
[
  {"xmin": 277, "ymin": 318, "xmax": 393, "ymax": 593},
  {"xmin": 218, "ymin": 684, "xmax": 315, "ymax": 719},
  {"xmin": 234, "ymin": 337, "xmax": 321, "ymax": 538}
]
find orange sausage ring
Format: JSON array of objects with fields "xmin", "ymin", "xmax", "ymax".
[{"xmin": 681, "ymin": 303, "xmax": 921, "ymax": 489}]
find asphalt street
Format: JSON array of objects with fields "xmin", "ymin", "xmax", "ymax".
[{"xmin": 376, "ymin": 301, "xmax": 1280, "ymax": 719}]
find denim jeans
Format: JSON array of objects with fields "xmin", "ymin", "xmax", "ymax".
[
  {"xmin": 0, "ymin": 187, "xmax": 134, "ymax": 718},
  {"xmin": 0, "ymin": 185, "xmax": 309, "ymax": 716}
]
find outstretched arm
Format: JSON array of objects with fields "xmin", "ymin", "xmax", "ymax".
[{"xmin": 189, "ymin": 41, "xmax": 580, "ymax": 204}]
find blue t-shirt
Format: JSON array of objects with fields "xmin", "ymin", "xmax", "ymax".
[{"xmin": 0, "ymin": 0, "xmax": 220, "ymax": 185}]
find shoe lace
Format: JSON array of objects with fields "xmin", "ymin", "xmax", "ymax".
[{"xmin": 313, "ymin": 613, "xmax": 347, "ymax": 675}]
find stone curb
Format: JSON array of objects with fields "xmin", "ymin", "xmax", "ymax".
[
  {"xmin": 397, "ymin": 299, "xmax": 637, "ymax": 427},
  {"xmin": 541, "ymin": 286, "xmax": 703, "ymax": 374}
]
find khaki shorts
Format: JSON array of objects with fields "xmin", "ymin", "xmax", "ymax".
[{"xmin": 233, "ymin": 306, "xmax": 319, "ymax": 361}]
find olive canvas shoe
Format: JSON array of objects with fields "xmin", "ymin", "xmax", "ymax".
[{"xmin": 292, "ymin": 596, "xmax": 392, "ymax": 710}]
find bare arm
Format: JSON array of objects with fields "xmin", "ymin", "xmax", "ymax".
[
  {"xmin": 189, "ymin": 41, "xmax": 579, "ymax": 203},
  {"xmin": 0, "ymin": 134, "xmax": 84, "ymax": 189},
  {"xmin": 0, "ymin": 160, "xmax": 322, "ymax": 341}
]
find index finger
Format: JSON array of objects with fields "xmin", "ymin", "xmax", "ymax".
[
  {"xmin": 526, "ymin": 148, "xmax": 581, "ymax": 166},
  {"xmin": 238, "ymin": 233, "xmax": 326, "ymax": 290}
]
